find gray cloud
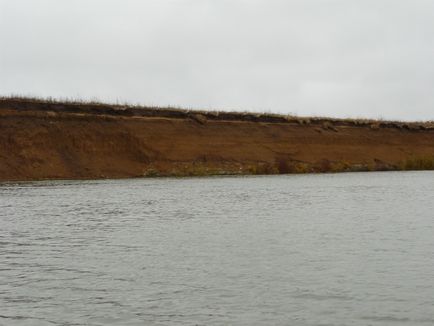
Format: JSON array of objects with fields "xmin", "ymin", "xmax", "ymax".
[{"xmin": 1, "ymin": 0, "xmax": 434, "ymax": 120}]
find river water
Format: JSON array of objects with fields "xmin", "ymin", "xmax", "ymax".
[{"xmin": 1, "ymin": 172, "xmax": 434, "ymax": 325}]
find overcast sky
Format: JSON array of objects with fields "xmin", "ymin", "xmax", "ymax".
[{"xmin": 1, "ymin": 0, "xmax": 434, "ymax": 120}]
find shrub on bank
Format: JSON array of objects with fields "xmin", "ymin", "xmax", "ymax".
[{"xmin": 400, "ymin": 157, "xmax": 434, "ymax": 171}]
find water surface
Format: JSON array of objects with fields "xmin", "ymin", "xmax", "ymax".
[{"xmin": 1, "ymin": 172, "xmax": 434, "ymax": 325}]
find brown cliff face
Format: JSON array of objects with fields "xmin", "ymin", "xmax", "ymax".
[{"xmin": 1, "ymin": 98, "xmax": 434, "ymax": 181}]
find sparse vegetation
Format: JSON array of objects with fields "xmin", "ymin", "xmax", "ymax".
[
  {"xmin": 399, "ymin": 157, "xmax": 434, "ymax": 171},
  {"xmin": 1, "ymin": 95, "xmax": 433, "ymax": 130}
]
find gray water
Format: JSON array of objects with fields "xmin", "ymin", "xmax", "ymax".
[{"xmin": 1, "ymin": 172, "xmax": 434, "ymax": 326}]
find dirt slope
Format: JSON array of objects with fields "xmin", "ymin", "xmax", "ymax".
[{"xmin": 1, "ymin": 98, "xmax": 434, "ymax": 181}]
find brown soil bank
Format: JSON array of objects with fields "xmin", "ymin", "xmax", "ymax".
[{"xmin": 1, "ymin": 97, "xmax": 434, "ymax": 181}]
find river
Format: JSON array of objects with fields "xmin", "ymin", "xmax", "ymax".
[{"xmin": 1, "ymin": 172, "xmax": 434, "ymax": 325}]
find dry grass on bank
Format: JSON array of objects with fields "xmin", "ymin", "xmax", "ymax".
[{"xmin": 1, "ymin": 95, "xmax": 433, "ymax": 130}]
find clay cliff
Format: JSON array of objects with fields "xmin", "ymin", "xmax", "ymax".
[{"xmin": 1, "ymin": 98, "xmax": 434, "ymax": 181}]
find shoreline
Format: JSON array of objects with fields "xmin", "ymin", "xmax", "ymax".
[
  {"xmin": 1, "ymin": 97, "xmax": 434, "ymax": 181},
  {"xmin": 1, "ymin": 170, "xmax": 433, "ymax": 185}
]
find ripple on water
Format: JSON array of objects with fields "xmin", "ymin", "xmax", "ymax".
[{"xmin": 1, "ymin": 172, "xmax": 434, "ymax": 325}]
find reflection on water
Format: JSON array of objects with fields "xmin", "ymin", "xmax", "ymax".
[{"xmin": 1, "ymin": 172, "xmax": 434, "ymax": 325}]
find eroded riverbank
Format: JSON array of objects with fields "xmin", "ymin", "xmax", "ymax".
[{"xmin": 1, "ymin": 97, "xmax": 434, "ymax": 181}]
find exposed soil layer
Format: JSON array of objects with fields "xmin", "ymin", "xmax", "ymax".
[{"xmin": 1, "ymin": 98, "xmax": 434, "ymax": 181}]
